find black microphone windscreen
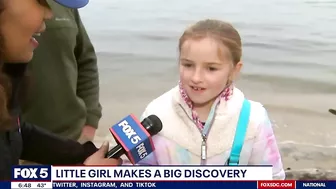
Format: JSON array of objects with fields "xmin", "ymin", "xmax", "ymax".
[{"xmin": 142, "ymin": 115, "xmax": 163, "ymax": 136}]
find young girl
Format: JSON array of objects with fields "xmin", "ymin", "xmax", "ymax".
[{"xmin": 125, "ymin": 19, "xmax": 285, "ymax": 179}]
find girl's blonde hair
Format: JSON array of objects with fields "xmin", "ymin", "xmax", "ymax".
[{"xmin": 178, "ymin": 19, "xmax": 242, "ymax": 65}]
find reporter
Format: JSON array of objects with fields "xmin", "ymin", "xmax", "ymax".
[{"xmin": 0, "ymin": 0, "xmax": 121, "ymax": 180}]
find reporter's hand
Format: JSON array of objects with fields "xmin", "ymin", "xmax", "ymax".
[{"xmin": 83, "ymin": 141, "xmax": 122, "ymax": 165}]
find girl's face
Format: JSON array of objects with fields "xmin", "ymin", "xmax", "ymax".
[
  {"xmin": 0, "ymin": 0, "xmax": 52, "ymax": 63},
  {"xmin": 179, "ymin": 37, "xmax": 241, "ymax": 107}
]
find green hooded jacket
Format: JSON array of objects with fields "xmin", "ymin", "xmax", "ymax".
[{"xmin": 21, "ymin": 0, "xmax": 102, "ymax": 140}]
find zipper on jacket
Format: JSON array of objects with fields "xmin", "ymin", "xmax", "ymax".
[
  {"xmin": 178, "ymin": 104, "xmax": 209, "ymax": 165},
  {"xmin": 201, "ymin": 134, "xmax": 207, "ymax": 165}
]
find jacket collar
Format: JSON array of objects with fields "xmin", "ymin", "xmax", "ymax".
[
  {"xmin": 171, "ymin": 85, "xmax": 245, "ymax": 122},
  {"xmin": 167, "ymin": 85, "xmax": 247, "ymax": 157}
]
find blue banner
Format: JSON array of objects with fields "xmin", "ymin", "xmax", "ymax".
[
  {"xmin": 0, "ymin": 182, "xmax": 10, "ymax": 188},
  {"xmin": 53, "ymin": 181, "xmax": 257, "ymax": 188},
  {"xmin": 296, "ymin": 181, "xmax": 334, "ymax": 189},
  {"xmin": 11, "ymin": 165, "xmax": 52, "ymax": 181}
]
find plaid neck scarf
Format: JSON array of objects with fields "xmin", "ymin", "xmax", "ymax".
[{"xmin": 178, "ymin": 81, "xmax": 233, "ymax": 131}]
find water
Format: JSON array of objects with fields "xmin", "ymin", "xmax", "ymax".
[
  {"xmin": 77, "ymin": 0, "xmax": 336, "ymax": 169},
  {"xmin": 79, "ymin": 0, "xmax": 336, "ymax": 84}
]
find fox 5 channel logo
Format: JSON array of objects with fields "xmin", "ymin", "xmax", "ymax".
[{"xmin": 12, "ymin": 166, "xmax": 52, "ymax": 181}]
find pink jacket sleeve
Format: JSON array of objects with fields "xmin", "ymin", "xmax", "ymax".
[
  {"xmin": 248, "ymin": 107, "xmax": 286, "ymax": 180},
  {"xmin": 121, "ymin": 135, "xmax": 176, "ymax": 165}
]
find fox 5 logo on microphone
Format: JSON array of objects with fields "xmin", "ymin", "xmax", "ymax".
[
  {"xmin": 12, "ymin": 165, "xmax": 51, "ymax": 181},
  {"xmin": 110, "ymin": 114, "xmax": 155, "ymax": 164}
]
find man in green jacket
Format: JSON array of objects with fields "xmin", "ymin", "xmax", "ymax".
[{"xmin": 21, "ymin": 0, "xmax": 101, "ymax": 145}]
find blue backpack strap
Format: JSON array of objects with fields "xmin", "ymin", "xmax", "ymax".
[{"xmin": 228, "ymin": 98, "xmax": 251, "ymax": 165}]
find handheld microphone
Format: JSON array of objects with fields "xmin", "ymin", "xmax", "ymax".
[{"xmin": 106, "ymin": 114, "xmax": 163, "ymax": 164}]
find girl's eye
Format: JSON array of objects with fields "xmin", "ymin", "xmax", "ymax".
[
  {"xmin": 181, "ymin": 63, "xmax": 193, "ymax": 68},
  {"xmin": 208, "ymin": 67, "xmax": 217, "ymax": 71}
]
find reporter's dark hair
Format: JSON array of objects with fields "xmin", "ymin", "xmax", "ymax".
[{"xmin": 0, "ymin": 0, "xmax": 14, "ymax": 130}]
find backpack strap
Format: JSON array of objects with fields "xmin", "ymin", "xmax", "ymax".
[{"xmin": 227, "ymin": 98, "xmax": 251, "ymax": 165}]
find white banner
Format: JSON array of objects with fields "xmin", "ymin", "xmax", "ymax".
[
  {"xmin": 51, "ymin": 166, "xmax": 272, "ymax": 181},
  {"xmin": 11, "ymin": 182, "xmax": 52, "ymax": 189}
]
